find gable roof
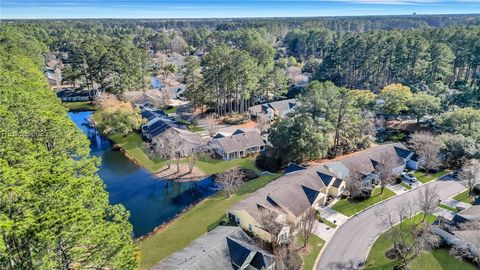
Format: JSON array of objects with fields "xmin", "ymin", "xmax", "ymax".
[
  {"xmin": 325, "ymin": 143, "xmax": 411, "ymax": 177},
  {"xmin": 284, "ymin": 163, "xmax": 306, "ymax": 174},
  {"xmin": 213, "ymin": 130, "xmax": 265, "ymax": 153},
  {"xmin": 154, "ymin": 226, "xmax": 275, "ymax": 270},
  {"xmin": 249, "ymin": 98, "xmax": 297, "ymax": 116},
  {"xmin": 230, "ymin": 164, "xmax": 336, "ymax": 220}
]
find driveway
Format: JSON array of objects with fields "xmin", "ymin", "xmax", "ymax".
[{"xmin": 316, "ymin": 177, "xmax": 466, "ymax": 270}]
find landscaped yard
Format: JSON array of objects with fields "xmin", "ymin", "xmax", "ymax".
[
  {"xmin": 109, "ymin": 132, "xmax": 167, "ymax": 172},
  {"xmin": 413, "ymin": 170, "xmax": 449, "ymax": 183},
  {"xmin": 452, "ymin": 190, "xmax": 476, "ymax": 204},
  {"xmin": 364, "ymin": 214, "xmax": 476, "ymax": 270},
  {"xmin": 137, "ymin": 173, "xmax": 280, "ymax": 269},
  {"xmin": 296, "ymin": 233, "xmax": 325, "ymax": 270},
  {"xmin": 331, "ymin": 187, "xmax": 396, "ymax": 217},
  {"xmin": 316, "ymin": 212, "xmax": 337, "ymax": 228},
  {"xmin": 196, "ymin": 156, "xmax": 261, "ymax": 175},
  {"xmin": 63, "ymin": 101, "xmax": 96, "ymax": 111},
  {"xmin": 438, "ymin": 204, "xmax": 459, "ymax": 213},
  {"xmin": 400, "ymin": 182, "xmax": 413, "ymax": 190}
]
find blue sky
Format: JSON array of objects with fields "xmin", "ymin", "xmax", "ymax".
[{"xmin": 1, "ymin": 0, "xmax": 479, "ymax": 19}]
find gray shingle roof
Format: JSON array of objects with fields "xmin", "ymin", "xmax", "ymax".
[
  {"xmin": 213, "ymin": 130, "xmax": 265, "ymax": 153},
  {"xmin": 153, "ymin": 226, "xmax": 275, "ymax": 270}
]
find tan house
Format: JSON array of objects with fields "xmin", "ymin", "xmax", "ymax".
[
  {"xmin": 228, "ymin": 143, "xmax": 419, "ymax": 242},
  {"xmin": 210, "ymin": 129, "xmax": 266, "ymax": 160},
  {"xmin": 228, "ymin": 163, "xmax": 344, "ymax": 241}
]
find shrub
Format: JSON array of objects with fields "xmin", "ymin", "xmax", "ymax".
[{"xmin": 255, "ymin": 153, "xmax": 281, "ymax": 172}]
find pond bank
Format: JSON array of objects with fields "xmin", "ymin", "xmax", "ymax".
[{"xmin": 69, "ymin": 111, "xmax": 219, "ymax": 237}]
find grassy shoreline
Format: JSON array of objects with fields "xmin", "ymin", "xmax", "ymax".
[{"xmin": 136, "ymin": 173, "xmax": 280, "ymax": 269}]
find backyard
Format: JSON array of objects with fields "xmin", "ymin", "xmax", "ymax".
[
  {"xmin": 331, "ymin": 187, "xmax": 396, "ymax": 217},
  {"xmin": 62, "ymin": 101, "xmax": 96, "ymax": 111},
  {"xmin": 137, "ymin": 173, "xmax": 280, "ymax": 269},
  {"xmin": 364, "ymin": 214, "xmax": 476, "ymax": 270},
  {"xmin": 107, "ymin": 130, "xmax": 262, "ymax": 175}
]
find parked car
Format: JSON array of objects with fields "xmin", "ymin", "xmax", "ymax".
[{"xmin": 402, "ymin": 172, "xmax": 417, "ymax": 182}]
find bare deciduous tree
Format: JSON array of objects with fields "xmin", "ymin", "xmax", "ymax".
[
  {"xmin": 297, "ymin": 207, "xmax": 317, "ymax": 248},
  {"xmin": 409, "ymin": 132, "xmax": 442, "ymax": 174},
  {"xmin": 215, "ymin": 168, "xmax": 244, "ymax": 197},
  {"xmin": 256, "ymin": 115, "xmax": 270, "ymax": 134},
  {"xmin": 449, "ymin": 221, "xmax": 480, "ymax": 266},
  {"xmin": 186, "ymin": 152, "xmax": 199, "ymax": 173},
  {"xmin": 460, "ymin": 159, "xmax": 480, "ymax": 197},
  {"xmin": 205, "ymin": 113, "xmax": 219, "ymax": 136},
  {"xmin": 379, "ymin": 201, "xmax": 441, "ymax": 268},
  {"xmin": 148, "ymin": 131, "xmax": 182, "ymax": 172},
  {"xmin": 159, "ymin": 89, "xmax": 170, "ymax": 108},
  {"xmin": 418, "ymin": 185, "xmax": 439, "ymax": 222},
  {"xmin": 376, "ymin": 153, "xmax": 396, "ymax": 195},
  {"xmin": 345, "ymin": 171, "xmax": 366, "ymax": 200}
]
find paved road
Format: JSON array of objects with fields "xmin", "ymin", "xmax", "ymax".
[{"xmin": 316, "ymin": 177, "xmax": 466, "ymax": 270}]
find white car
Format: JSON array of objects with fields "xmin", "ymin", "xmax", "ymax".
[{"xmin": 402, "ymin": 172, "xmax": 417, "ymax": 182}]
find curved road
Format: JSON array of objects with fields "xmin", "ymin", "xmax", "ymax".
[{"xmin": 316, "ymin": 176, "xmax": 466, "ymax": 270}]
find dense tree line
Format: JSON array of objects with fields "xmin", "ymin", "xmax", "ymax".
[
  {"xmin": 285, "ymin": 26, "xmax": 480, "ymax": 92},
  {"xmin": 0, "ymin": 27, "xmax": 137, "ymax": 269}
]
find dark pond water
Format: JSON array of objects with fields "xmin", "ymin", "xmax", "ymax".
[{"xmin": 68, "ymin": 111, "xmax": 218, "ymax": 237}]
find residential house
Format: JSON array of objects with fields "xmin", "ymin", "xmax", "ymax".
[
  {"xmin": 141, "ymin": 112, "xmax": 204, "ymax": 157},
  {"xmin": 56, "ymin": 88, "xmax": 100, "ymax": 102},
  {"xmin": 210, "ymin": 129, "xmax": 266, "ymax": 160},
  {"xmin": 153, "ymin": 226, "xmax": 276, "ymax": 270},
  {"xmin": 229, "ymin": 143, "xmax": 418, "ymax": 242},
  {"xmin": 228, "ymin": 163, "xmax": 345, "ymax": 241},
  {"xmin": 248, "ymin": 99, "xmax": 297, "ymax": 121},
  {"xmin": 324, "ymin": 143, "xmax": 419, "ymax": 187},
  {"xmin": 433, "ymin": 205, "xmax": 480, "ymax": 262}
]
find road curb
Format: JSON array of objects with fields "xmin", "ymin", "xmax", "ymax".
[{"xmin": 313, "ymin": 173, "xmax": 458, "ymax": 270}]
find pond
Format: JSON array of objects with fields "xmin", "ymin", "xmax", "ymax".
[
  {"xmin": 68, "ymin": 111, "xmax": 218, "ymax": 237},
  {"xmin": 151, "ymin": 77, "xmax": 165, "ymax": 89}
]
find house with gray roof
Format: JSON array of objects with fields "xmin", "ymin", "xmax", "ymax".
[
  {"xmin": 228, "ymin": 163, "xmax": 345, "ymax": 242},
  {"xmin": 248, "ymin": 98, "xmax": 297, "ymax": 121},
  {"xmin": 324, "ymin": 142, "xmax": 418, "ymax": 187},
  {"xmin": 211, "ymin": 129, "xmax": 266, "ymax": 160},
  {"xmin": 141, "ymin": 110, "xmax": 204, "ymax": 157},
  {"xmin": 228, "ymin": 143, "xmax": 418, "ymax": 242},
  {"xmin": 153, "ymin": 226, "xmax": 275, "ymax": 270}
]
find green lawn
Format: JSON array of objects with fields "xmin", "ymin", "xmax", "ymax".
[
  {"xmin": 364, "ymin": 214, "xmax": 476, "ymax": 270},
  {"xmin": 452, "ymin": 190, "xmax": 476, "ymax": 205},
  {"xmin": 296, "ymin": 233, "xmax": 325, "ymax": 270},
  {"xmin": 164, "ymin": 106, "xmax": 177, "ymax": 114},
  {"xmin": 63, "ymin": 101, "xmax": 96, "ymax": 111},
  {"xmin": 196, "ymin": 156, "xmax": 262, "ymax": 175},
  {"xmin": 316, "ymin": 212, "xmax": 337, "ymax": 228},
  {"xmin": 413, "ymin": 170, "xmax": 449, "ymax": 184},
  {"xmin": 331, "ymin": 187, "xmax": 396, "ymax": 217},
  {"xmin": 400, "ymin": 182, "xmax": 413, "ymax": 190},
  {"xmin": 137, "ymin": 173, "xmax": 280, "ymax": 269},
  {"xmin": 438, "ymin": 204, "xmax": 459, "ymax": 213},
  {"xmin": 187, "ymin": 124, "xmax": 204, "ymax": 132},
  {"xmin": 109, "ymin": 132, "xmax": 166, "ymax": 172}
]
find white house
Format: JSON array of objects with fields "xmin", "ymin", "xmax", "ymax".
[{"xmin": 210, "ymin": 129, "xmax": 266, "ymax": 160}]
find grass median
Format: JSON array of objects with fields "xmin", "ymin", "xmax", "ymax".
[
  {"xmin": 137, "ymin": 173, "xmax": 280, "ymax": 269},
  {"xmin": 331, "ymin": 187, "xmax": 396, "ymax": 217}
]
